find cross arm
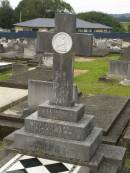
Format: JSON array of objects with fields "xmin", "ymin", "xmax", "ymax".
[{"xmin": 36, "ymin": 32, "xmax": 93, "ymax": 57}]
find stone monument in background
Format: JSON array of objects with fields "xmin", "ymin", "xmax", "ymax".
[
  {"xmin": 109, "ymin": 46, "xmax": 130, "ymax": 79},
  {"xmin": 8, "ymin": 13, "xmax": 128, "ymax": 173}
]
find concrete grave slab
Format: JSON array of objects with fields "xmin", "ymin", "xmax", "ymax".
[
  {"xmin": 0, "ymin": 62, "xmax": 12, "ymax": 71},
  {"xmin": 0, "ymin": 87, "xmax": 27, "ymax": 112},
  {"xmin": 3, "ymin": 100, "xmax": 28, "ymax": 118},
  {"xmin": 80, "ymin": 95, "xmax": 129, "ymax": 134},
  {"xmin": 12, "ymin": 64, "xmax": 28, "ymax": 76},
  {"xmin": 103, "ymin": 98, "xmax": 130, "ymax": 144},
  {"xmin": 0, "ymin": 66, "xmax": 53, "ymax": 89},
  {"xmin": 80, "ymin": 95, "xmax": 130, "ymax": 144}
]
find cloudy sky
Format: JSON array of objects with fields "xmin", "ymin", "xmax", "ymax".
[{"xmin": 9, "ymin": 0, "xmax": 130, "ymax": 14}]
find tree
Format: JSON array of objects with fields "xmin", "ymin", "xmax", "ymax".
[
  {"xmin": 77, "ymin": 11, "xmax": 125, "ymax": 32},
  {"xmin": 14, "ymin": 0, "xmax": 74, "ymax": 22},
  {"xmin": 0, "ymin": 0, "xmax": 14, "ymax": 29}
]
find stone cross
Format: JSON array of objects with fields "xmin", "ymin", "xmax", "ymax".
[{"xmin": 37, "ymin": 13, "xmax": 93, "ymax": 107}]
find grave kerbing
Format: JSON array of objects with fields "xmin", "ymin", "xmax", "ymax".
[{"xmin": 7, "ymin": 13, "xmax": 128, "ymax": 173}]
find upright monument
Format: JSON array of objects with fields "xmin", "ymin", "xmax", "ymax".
[
  {"xmin": 9, "ymin": 13, "xmax": 128, "ymax": 173},
  {"xmin": 109, "ymin": 46, "xmax": 130, "ymax": 79}
]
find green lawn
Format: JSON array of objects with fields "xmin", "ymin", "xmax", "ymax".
[
  {"xmin": 74, "ymin": 54, "xmax": 130, "ymax": 97},
  {"xmin": 0, "ymin": 71, "xmax": 11, "ymax": 81},
  {"xmin": 120, "ymin": 22, "xmax": 130, "ymax": 32}
]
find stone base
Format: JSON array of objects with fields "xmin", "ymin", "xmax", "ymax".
[
  {"xmin": 88, "ymin": 144, "xmax": 127, "ymax": 173},
  {"xmin": 25, "ymin": 112, "xmax": 94, "ymax": 141},
  {"xmin": 38, "ymin": 101, "xmax": 85, "ymax": 122},
  {"xmin": 13, "ymin": 127, "xmax": 102, "ymax": 163}
]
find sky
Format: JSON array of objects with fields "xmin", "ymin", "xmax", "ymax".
[{"xmin": 9, "ymin": 0, "xmax": 130, "ymax": 14}]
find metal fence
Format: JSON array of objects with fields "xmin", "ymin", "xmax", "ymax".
[
  {"xmin": 0, "ymin": 31, "xmax": 130, "ymax": 41},
  {"xmin": 0, "ymin": 31, "xmax": 37, "ymax": 39},
  {"xmin": 88, "ymin": 32, "xmax": 130, "ymax": 41}
]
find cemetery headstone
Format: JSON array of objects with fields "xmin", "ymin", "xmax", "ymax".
[
  {"xmin": 109, "ymin": 46, "xmax": 130, "ymax": 82},
  {"xmin": 92, "ymin": 39, "xmax": 109, "ymax": 57},
  {"xmin": 23, "ymin": 39, "xmax": 37, "ymax": 59},
  {"xmin": 7, "ymin": 13, "xmax": 128, "ymax": 173}
]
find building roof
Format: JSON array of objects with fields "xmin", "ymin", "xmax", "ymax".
[{"xmin": 14, "ymin": 18, "xmax": 112, "ymax": 30}]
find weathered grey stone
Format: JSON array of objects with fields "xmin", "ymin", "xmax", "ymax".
[
  {"xmin": 123, "ymin": 121, "xmax": 130, "ymax": 153},
  {"xmin": 12, "ymin": 64, "xmax": 28, "ymax": 76},
  {"xmin": 14, "ymin": 127, "xmax": 102, "ymax": 163},
  {"xmin": 92, "ymin": 47, "xmax": 109, "ymax": 57},
  {"xmin": 28, "ymin": 80, "xmax": 79, "ymax": 109},
  {"xmin": 49, "ymin": 13, "xmax": 76, "ymax": 107},
  {"xmin": 88, "ymin": 144, "xmax": 126, "ymax": 173},
  {"xmin": 97, "ymin": 160, "xmax": 118, "ymax": 173},
  {"xmin": 74, "ymin": 33, "xmax": 93, "ymax": 57},
  {"xmin": 28, "ymin": 80, "xmax": 53, "ymax": 109},
  {"xmin": 108, "ymin": 46, "xmax": 130, "ymax": 80},
  {"xmin": 38, "ymin": 101, "xmax": 85, "ymax": 122},
  {"xmin": 108, "ymin": 60, "xmax": 130, "ymax": 79},
  {"xmin": 36, "ymin": 32, "xmax": 53, "ymax": 53},
  {"xmin": 96, "ymin": 144, "xmax": 126, "ymax": 171},
  {"xmin": 77, "ymin": 166, "xmax": 90, "ymax": 173},
  {"xmin": 36, "ymin": 32, "xmax": 93, "ymax": 58},
  {"xmin": 103, "ymin": 98, "xmax": 130, "ymax": 144},
  {"xmin": 80, "ymin": 95, "xmax": 129, "ymax": 134},
  {"xmin": 1, "ymin": 66, "xmax": 53, "ymax": 88},
  {"xmin": 24, "ymin": 47, "xmax": 36, "ymax": 58},
  {"xmin": 120, "ymin": 46, "xmax": 130, "ymax": 61},
  {"xmin": 42, "ymin": 52, "xmax": 53, "ymax": 67},
  {"xmin": 25, "ymin": 112, "xmax": 94, "ymax": 141}
]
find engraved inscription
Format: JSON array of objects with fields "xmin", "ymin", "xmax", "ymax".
[{"xmin": 25, "ymin": 120, "xmax": 79, "ymax": 139}]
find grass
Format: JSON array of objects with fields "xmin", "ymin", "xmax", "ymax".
[
  {"xmin": 120, "ymin": 22, "xmax": 130, "ymax": 32},
  {"xmin": 74, "ymin": 54, "xmax": 130, "ymax": 97},
  {"xmin": 126, "ymin": 160, "xmax": 130, "ymax": 172},
  {"xmin": 0, "ymin": 71, "xmax": 11, "ymax": 81}
]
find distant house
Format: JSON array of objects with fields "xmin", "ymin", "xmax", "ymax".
[{"xmin": 14, "ymin": 18, "xmax": 112, "ymax": 33}]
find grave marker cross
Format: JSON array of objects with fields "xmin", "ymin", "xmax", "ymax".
[
  {"xmin": 50, "ymin": 13, "xmax": 75, "ymax": 107},
  {"xmin": 37, "ymin": 13, "xmax": 93, "ymax": 107}
]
